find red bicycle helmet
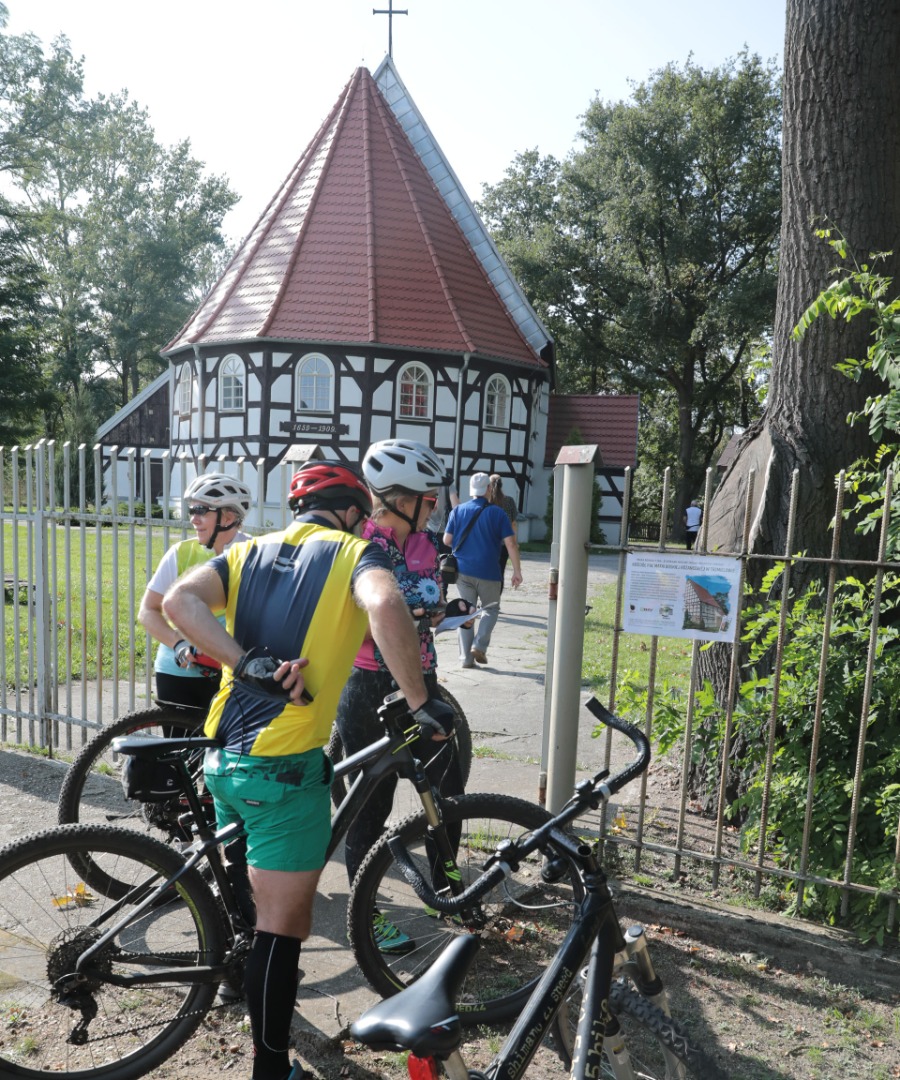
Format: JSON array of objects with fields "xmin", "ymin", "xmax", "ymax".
[{"xmin": 288, "ymin": 461, "xmax": 373, "ymax": 516}]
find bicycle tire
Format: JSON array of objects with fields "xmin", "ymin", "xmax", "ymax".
[
  {"xmin": 57, "ymin": 707, "xmax": 208, "ymax": 899},
  {"xmin": 347, "ymin": 793, "xmax": 582, "ymax": 1026},
  {"xmin": 0, "ymin": 823, "xmax": 227, "ymax": 1079},
  {"xmin": 327, "ymin": 684, "xmax": 473, "ymax": 806},
  {"xmin": 552, "ymin": 980, "xmax": 724, "ymax": 1079}
]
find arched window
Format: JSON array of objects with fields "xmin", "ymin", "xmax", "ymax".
[
  {"xmin": 296, "ymin": 353, "xmax": 334, "ymax": 413},
  {"xmin": 219, "ymin": 354, "xmax": 245, "ymax": 412},
  {"xmin": 397, "ymin": 362, "xmax": 433, "ymax": 420},
  {"xmin": 177, "ymin": 364, "xmax": 193, "ymax": 416},
  {"xmin": 484, "ymin": 374, "xmax": 511, "ymax": 429}
]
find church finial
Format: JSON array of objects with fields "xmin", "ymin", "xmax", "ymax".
[{"xmin": 373, "ymin": 0, "xmax": 408, "ymax": 59}]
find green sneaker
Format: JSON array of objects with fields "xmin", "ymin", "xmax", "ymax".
[{"xmin": 373, "ymin": 911, "xmax": 415, "ymax": 955}]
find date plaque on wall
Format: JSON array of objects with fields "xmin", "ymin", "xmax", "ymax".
[{"xmin": 280, "ymin": 421, "xmax": 349, "ymax": 435}]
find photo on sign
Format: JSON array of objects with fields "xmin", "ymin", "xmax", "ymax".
[{"xmin": 681, "ymin": 574, "xmax": 732, "ymax": 634}]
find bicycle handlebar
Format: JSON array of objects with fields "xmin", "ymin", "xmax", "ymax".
[{"xmin": 387, "ymin": 696, "xmax": 651, "ymax": 915}]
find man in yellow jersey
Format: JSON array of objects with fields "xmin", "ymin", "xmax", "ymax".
[{"xmin": 162, "ymin": 460, "xmax": 454, "ymax": 1080}]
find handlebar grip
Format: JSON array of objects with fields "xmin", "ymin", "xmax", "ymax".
[
  {"xmin": 584, "ymin": 697, "xmax": 651, "ymax": 794},
  {"xmin": 387, "ymin": 835, "xmax": 508, "ymax": 913}
]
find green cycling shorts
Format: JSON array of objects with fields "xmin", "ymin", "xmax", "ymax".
[{"xmin": 204, "ymin": 747, "xmax": 333, "ymax": 872}]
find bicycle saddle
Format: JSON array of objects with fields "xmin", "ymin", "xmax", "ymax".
[
  {"xmin": 111, "ymin": 734, "xmax": 220, "ymax": 758},
  {"xmin": 350, "ymin": 934, "xmax": 479, "ymax": 1058}
]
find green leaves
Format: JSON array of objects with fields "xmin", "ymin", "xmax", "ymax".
[
  {"xmin": 0, "ymin": 21, "xmax": 237, "ymax": 440},
  {"xmin": 479, "ymin": 51, "xmax": 780, "ymax": 512}
]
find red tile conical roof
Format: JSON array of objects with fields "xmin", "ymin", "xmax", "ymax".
[{"xmin": 164, "ymin": 67, "xmax": 544, "ymax": 369}]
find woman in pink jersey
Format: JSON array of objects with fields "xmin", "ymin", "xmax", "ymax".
[{"xmin": 335, "ymin": 439, "xmax": 467, "ymax": 954}]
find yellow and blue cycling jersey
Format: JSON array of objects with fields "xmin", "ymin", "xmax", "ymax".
[{"xmin": 203, "ymin": 516, "xmax": 391, "ymax": 757}]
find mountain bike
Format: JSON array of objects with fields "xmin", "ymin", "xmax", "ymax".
[
  {"xmin": 0, "ymin": 695, "xmax": 577, "ymax": 1078},
  {"xmin": 350, "ymin": 697, "xmax": 724, "ymax": 1079}
]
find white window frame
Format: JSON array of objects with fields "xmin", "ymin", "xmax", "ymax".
[
  {"xmin": 219, "ymin": 354, "xmax": 246, "ymax": 413},
  {"xmin": 177, "ymin": 363, "xmax": 193, "ymax": 416},
  {"xmin": 397, "ymin": 362, "xmax": 433, "ymax": 421},
  {"xmin": 484, "ymin": 374, "xmax": 511, "ymax": 430},
  {"xmin": 296, "ymin": 352, "xmax": 334, "ymax": 414}
]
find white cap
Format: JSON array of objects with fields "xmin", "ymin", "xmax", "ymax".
[{"xmin": 470, "ymin": 472, "xmax": 490, "ymax": 497}]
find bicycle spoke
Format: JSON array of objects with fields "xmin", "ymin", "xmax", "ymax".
[{"xmin": 0, "ymin": 825, "xmax": 223, "ymax": 1080}]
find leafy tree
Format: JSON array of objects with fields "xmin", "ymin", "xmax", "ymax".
[
  {"xmin": 480, "ymin": 52, "xmax": 781, "ymax": 525},
  {"xmin": 75, "ymin": 93, "xmax": 237, "ymax": 405},
  {"xmin": 0, "ymin": 199, "xmax": 50, "ymax": 442},
  {"xmin": 0, "ymin": 21, "xmax": 237, "ymax": 441}
]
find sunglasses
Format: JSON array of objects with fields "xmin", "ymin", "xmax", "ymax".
[
  {"xmin": 420, "ymin": 495, "xmax": 439, "ymax": 507},
  {"xmin": 187, "ymin": 505, "xmax": 214, "ymax": 517}
]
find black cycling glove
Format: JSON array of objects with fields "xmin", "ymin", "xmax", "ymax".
[
  {"xmin": 233, "ymin": 648, "xmax": 313, "ymax": 703},
  {"xmin": 412, "ymin": 697, "xmax": 456, "ymax": 738}
]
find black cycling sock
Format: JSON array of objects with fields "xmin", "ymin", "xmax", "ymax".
[{"xmin": 247, "ymin": 930, "xmax": 302, "ymax": 1080}]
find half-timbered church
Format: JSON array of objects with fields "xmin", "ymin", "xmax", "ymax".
[{"xmin": 97, "ymin": 57, "xmax": 638, "ymax": 540}]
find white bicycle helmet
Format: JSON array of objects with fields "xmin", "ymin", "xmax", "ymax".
[
  {"xmin": 362, "ymin": 439, "xmax": 446, "ymax": 495},
  {"xmin": 183, "ymin": 473, "xmax": 253, "ymax": 519}
]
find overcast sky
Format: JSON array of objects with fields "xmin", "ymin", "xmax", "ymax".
[{"xmin": 7, "ymin": 0, "xmax": 786, "ymax": 243}]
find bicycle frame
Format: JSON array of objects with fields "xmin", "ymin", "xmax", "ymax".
[
  {"xmin": 326, "ymin": 699, "xmax": 447, "ymax": 862},
  {"xmin": 70, "ymin": 695, "xmax": 461, "ymax": 993},
  {"xmin": 362, "ymin": 698, "xmax": 697, "ymax": 1080},
  {"xmin": 482, "ymin": 867, "xmax": 621, "ymax": 1080}
]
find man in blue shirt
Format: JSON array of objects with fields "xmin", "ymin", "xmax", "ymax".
[{"xmin": 444, "ymin": 472, "xmax": 523, "ymax": 667}]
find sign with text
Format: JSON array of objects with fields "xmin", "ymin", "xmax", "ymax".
[
  {"xmin": 279, "ymin": 421, "xmax": 349, "ymax": 435},
  {"xmin": 623, "ymin": 552, "xmax": 741, "ymax": 642}
]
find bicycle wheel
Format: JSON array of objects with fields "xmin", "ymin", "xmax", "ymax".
[
  {"xmin": 0, "ymin": 824, "xmax": 227, "ymax": 1080},
  {"xmin": 551, "ymin": 979, "xmax": 724, "ymax": 1079},
  {"xmin": 348, "ymin": 793, "xmax": 582, "ymax": 1026},
  {"xmin": 327, "ymin": 684, "xmax": 473, "ymax": 806},
  {"xmin": 57, "ymin": 707, "xmax": 209, "ymax": 899}
]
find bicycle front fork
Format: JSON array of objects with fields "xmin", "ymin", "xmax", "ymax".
[{"xmin": 618, "ymin": 924, "xmax": 671, "ymax": 1015}]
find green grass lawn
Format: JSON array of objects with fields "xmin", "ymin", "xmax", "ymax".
[
  {"xmin": 3, "ymin": 523, "xmax": 694, "ymax": 697},
  {"xmin": 1, "ymin": 521, "xmax": 185, "ymax": 683}
]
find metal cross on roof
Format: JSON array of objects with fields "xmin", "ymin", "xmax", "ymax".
[{"xmin": 373, "ymin": 0, "xmax": 408, "ymax": 58}]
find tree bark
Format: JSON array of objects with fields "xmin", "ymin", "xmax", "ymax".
[
  {"xmin": 695, "ymin": 0, "xmax": 900, "ymax": 800},
  {"xmin": 709, "ymin": 0, "xmax": 900, "ymax": 567}
]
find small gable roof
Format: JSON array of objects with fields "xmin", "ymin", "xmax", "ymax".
[
  {"xmin": 95, "ymin": 370, "xmax": 170, "ymax": 445},
  {"xmin": 163, "ymin": 65, "xmax": 547, "ymax": 371},
  {"xmin": 545, "ymin": 394, "xmax": 639, "ymax": 469}
]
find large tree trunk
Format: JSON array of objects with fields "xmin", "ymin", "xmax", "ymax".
[
  {"xmin": 710, "ymin": 0, "xmax": 900, "ymax": 564},
  {"xmin": 694, "ymin": 0, "xmax": 900, "ymax": 798}
]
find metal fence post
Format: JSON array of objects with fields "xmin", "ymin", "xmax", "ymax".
[
  {"xmin": 539, "ymin": 462, "xmax": 565, "ymax": 805},
  {"xmin": 545, "ymin": 445, "xmax": 598, "ymax": 813},
  {"xmin": 34, "ymin": 442, "xmax": 52, "ymax": 752}
]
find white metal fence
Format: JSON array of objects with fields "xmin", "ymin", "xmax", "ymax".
[{"xmin": 0, "ymin": 440, "xmax": 295, "ymax": 752}]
